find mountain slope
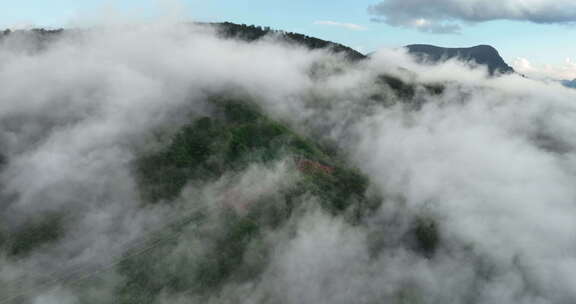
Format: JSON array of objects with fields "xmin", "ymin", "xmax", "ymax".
[
  {"xmin": 210, "ymin": 22, "xmax": 366, "ymax": 61},
  {"xmin": 0, "ymin": 23, "xmax": 366, "ymax": 61},
  {"xmin": 0, "ymin": 25, "xmax": 441, "ymax": 303}
]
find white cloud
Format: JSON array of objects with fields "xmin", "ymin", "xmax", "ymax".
[
  {"xmin": 7, "ymin": 18, "xmax": 576, "ymax": 304},
  {"xmin": 369, "ymin": 0, "xmax": 576, "ymax": 33},
  {"xmin": 313, "ymin": 20, "xmax": 368, "ymax": 31},
  {"xmin": 512, "ymin": 57, "xmax": 576, "ymax": 80}
]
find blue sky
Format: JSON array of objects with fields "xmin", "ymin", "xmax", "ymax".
[{"xmin": 1, "ymin": 0, "xmax": 575, "ymax": 66}]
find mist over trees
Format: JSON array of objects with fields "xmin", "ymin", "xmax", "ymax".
[{"xmin": 0, "ymin": 22, "xmax": 575, "ymax": 304}]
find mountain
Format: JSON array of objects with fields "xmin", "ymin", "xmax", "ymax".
[
  {"xmin": 4, "ymin": 21, "xmax": 576, "ymax": 304},
  {"xmin": 0, "ymin": 23, "xmax": 367, "ymax": 61},
  {"xmin": 0, "ymin": 24, "xmax": 440, "ymax": 303},
  {"xmin": 406, "ymin": 44, "xmax": 515, "ymax": 75}
]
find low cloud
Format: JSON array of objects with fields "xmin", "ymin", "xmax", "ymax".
[
  {"xmin": 5, "ymin": 17, "xmax": 576, "ymax": 304},
  {"xmin": 369, "ymin": 0, "xmax": 576, "ymax": 33},
  {"xmin": 313, "ymin": 20, "xmax": 368, "ymax": 31},
  {"xmin": 512, "ymin": 57, "xmax": 576, "ymax": 80}
]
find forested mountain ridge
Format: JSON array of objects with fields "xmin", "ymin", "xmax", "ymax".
[
  {"xmin": 0, "ymin": 23, "xmax": 366, "ymax": 61},
  {"xmin": 208, "ymin": 22, "xmax": 366, "ymax": 61}
]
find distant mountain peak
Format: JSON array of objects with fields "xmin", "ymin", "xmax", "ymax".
[{"xmin": 406, "ymin": 44, "xmax": 515, "ymax": 75}]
